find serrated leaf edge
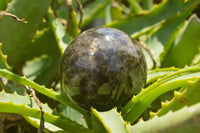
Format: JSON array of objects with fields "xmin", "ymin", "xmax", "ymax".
[
  {"xmin": 0, "ymin": 43, "xmax": 12, "ymax": 70},
  {"xmin": 0, "ymin": 93, "xmax": 94, "ymax": 133}
]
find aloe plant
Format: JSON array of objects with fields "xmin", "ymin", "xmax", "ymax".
[{"xmin": 0, "ymin": 0, "xmax": 200, "ymax": 132}]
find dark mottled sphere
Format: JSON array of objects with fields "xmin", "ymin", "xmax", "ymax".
[{"xmin": 60, "ymin": 27, "xmax": 147, "ymax": 111}]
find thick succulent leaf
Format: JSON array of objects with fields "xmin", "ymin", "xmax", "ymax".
[
  {"xmin": 32, "ymin": 53, "xmax": 60, "ymax": 87},
  {"xmin": 0, "ymin": 43, "xmax": 11, "ymax": 70},
  {"xmin": 147, "ymin": 67, "xmax": 180, "ymax": 85},
  {"xmin": 0, "ymin": 78, "xmax": 26, "ymax": 95},
  {"xmin": 67, "ymin": 9, "xmax": 80, "ymax": 37},
  {"xmin": 144, "ymin": 9, "xmax": 193, "ymax": 69},
  {"xmin": 107, "ymin": 0, "xmax": 200, "ymax": 37},
  {"xmin": 23, "ymin": 116, "xmax": 67, "ymax": 133},
  {"xmin": 151, "ymin": 78, "xmax": 200, "ymax": 118},
  {"xmin": 104, "ymin": 2, "xmax": 112, "ymax": 24},
  {"xmin": 60, "ymin": 103, "xmax": 88, "ymax": 128},
  {"xmin": 162, "ymin": 14, "xmax": 200, "ymax": 67},
  {"xmin": 0, "ymin": 69, "xmax": 90, "ymax": 118},
  {"xmin": 122, "ymin": 65, "xmax": 200, "ymax": 124},
  {"xmin": 81, "ymin": 0, "xmax": 111, "ymax": 27},
  {"xmin": 22, "ymin": 55, "xmax": 52, "ymax": 81},
  {"xmin": 0, "ymin": 0, "xmax": 6, "ymax": 10},
  {"xmin": 0, "ymin": 90, "xmax": 63, "ymax": 132},
  {"xmin": 192, "ymin": 51, "xmax": 200, "ymax": 65},
  {"xmin": 91, "ymin": 112, "xmax": 106, "ymax": 133},
  {"xmin": 20, "ymin": 28, "xmax": 61, "ymax": 86},
  {"xmin": 0, "ymin": 69, "xmax": 61, "ymax": 104},
  {"xmin": 0, "ymin": 91, "xmax": 94, "ymax": 133},
  {"xmin": 22, "ymin": 28, "xmax": 58, "ymax": 61},
  {"xmin": 48, "ymin": 9, "xmax": 71, "ymax": 53},
  {"xmin": 142, "ymin": 0, "xmax": 153, "ymax": 10},
  {"xmin": 91, "ymin": 108, "xmax": 130, "ymax": 133},
  {"xmin": 55, "ymin": 0, "xmax": 78, "ymax": 20},
  {"xmin": 110, "ymin": 3, "xmax": 124, "ymax": 21},
  {"xmin": 105, "ymin": 1, "xmax": 124, "ymax": 24},
  {"xmin": 128, "ymin": 102, "xmax": 200, "ymax": 133},
  {"xmin": 0, "ymin": 0, "xmax": 52, "ymax": 65},
  {"xmin": 127, "ymin": 0, "xmax": 142, "ymax": 14}
]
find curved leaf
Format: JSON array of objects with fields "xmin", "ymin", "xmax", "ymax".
[
  {"xmin": 147, "ymin": 67, "xmax": 180, "ymax": 85},
  {"xmin": 129, "ymin": 102, "xmax": 200, "ymax": 133},
  {"xmin": 107, "ymin": 0, "xmax": 200, "ymax": 37},
  {"xmin": 162, "ymin": 14, "xmax": 200, "ymax": 67},
  {"xmin": 127, "ymin": 0, "xmax": 142, "ymax": 14},
  {"xmin": 151, "ymin": 78, "xmax": 200, "ymax": 118},
  {"xmin": 20, "ymin": 27, "xmax": 62, "ymax": 86},
  {"xmin": 23, "ymin": 116, "xmax": 65, "ymax": 133},
  {"xmin": 0, "ymin": 0, "xmax": 6, "ymax": 10},
  {"xmin": 47, "ymin": 8, "xmax": 71, "ymax": 54},
  {"xmin": 60, "ymin": 103, "xmax": 88, "ymax": 128},
  {"xmin": 0, "ymin": 69, "xmax": 89, "ymax": 118},
  {"xmin": 0, "ymin": 43, "xmax": 11, "ymax": 70},
  {"xmin": 144, "ymin": 8, "xmax": 193, "ymax": 69},
  {"xmin": 91, "ymin": 108, "xmax": 130, "ymax": 133},
  {"xmin": 0, "ymin": 91, "xmax": 94, "ymax": 133},
  {"xmin": 81, "ymin": 0, "xmax": 111, "ymax": 27},
  {"xmin": 122, "ymin": 65, "xmax": 200, "ymax": 123},
  {"xmin": 0, "ymin": 0, "xmax": 52, "ymax": 65}
]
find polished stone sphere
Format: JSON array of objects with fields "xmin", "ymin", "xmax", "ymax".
[{"xmin": 60, "ymin": 27, "xmax": 147, "ymax": 111}]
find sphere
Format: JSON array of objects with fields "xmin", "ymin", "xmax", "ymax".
[{"xmin": 60, "ymin": 27, "xmax": 147, "ymax": 111}]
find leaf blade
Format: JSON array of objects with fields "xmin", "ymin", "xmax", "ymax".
[
  {"xmin": 107, "ymin": 0, "xmax": 200, "ymax": 38},
  {"xmin": 122, "ymin": 66, "xmax": 200, "ymax": 123},
  {"xmin": 129, "ymin": 102, "xmax": 200, "ymax": 133},
  {"xmin": 0, "ymin": 91, "xmax": 94, "ymax": 133},
  {"xmin": 81, "ymin": 0, "xmax": 111, "ymax": 27},
  {"xmin": 0, "ymin": 43, "xmax": 11, "ymax": 70},
  {"xmin": 162, "ymin": 15, "xmax": 200, "ymax": 67},
  {"xmin": 91, "ymin": 108, "xmax": 130, "ymax": 133},
  {"xmin": 0, "ymin": 0, "xmax": 52, "ymax": 65}
]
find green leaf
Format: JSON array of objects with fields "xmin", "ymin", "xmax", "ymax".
[
  {"xmin": 0, "ymin": 78, "xmax": 27, "ymax": 95},
  {"xmin": 67, "ymin": 8, "xmax": 80, "ymax": 37},
  {"xmin": 144, "ymin": 8, "xmax": 193, "ymax": 69},
  {"xmin": 122, "ymin": 65, "xmax": 200, "ymax": 124},
  {"xmin": 0, "ymin": 0, "xmax": 6, "ymax": 10},
  {"xmin": 22, "ymin": 55, "xmax": 52, "ymax": 81},
  {"xmin": 105, "ymin": 1, "xmax": 124, "ymax": 24},
  {"xmin": 23, "ymin": 116, "xmax": 65, "ymax": 133},
  {"xmin": 129, "ymin": 102, "xmax": 200, "ymax": 133},
  {"xmin": 55, "ymin": 0, "xmax": 78, "ymax": 20},
  {"xmin": 48, "ymin": 8, "xmax": 71, "ymax": 53},
  {"xmin": 162, "ymin": 14, "xmax": 200, "ymax": 67},
  {"xmin": 107, "ymin": 0, "xmax": 200, "ymax": 38},
  {"xmin": 192, "ymin": 52, "xmax": 200, "ymax": 65},
  {"xmin": 147, "ymin": 67, "xmax": 180, "ymax": 85},
  {"xmin": 60, "ymin": 103, "xmax": 88, "ymax": 128},
  {"xmin": 0, "ymin": 69, "xmax": 90, "ymax": 118},
  {"xmin": 22, "ymin": 28, "xmax": 58, "ymax": 61},
  {"xmin": 0, "ymin": 0, "xmax": 52, "ymax": 65},
  {"xmin": 0, "ymin": 43, "xmax": 11, "ymax": 70},
  {"xmin": 110, "ymin": 3, "xmax": 124, "ymax": 21},
  {"xmin": 142, "ymin": 0, "xmax": 153, "ymax": 10},
  {"xmin": 81, "ymin": 0, "xmax": 111, "ymax": 27},
  {"xmin": 91, "ymin": 108, "xmax": 130, "ymax": 133},
  {"xmin": 127, "ymin": 0, "xmax": 143, "ymax": 14},
  {"xmin": 151, "ymin": 78, "xmax": 200, "ymax": 118},
  {"xmin": 22, "ymin": 28, "xmax": 62, "ymax": 86},
  {"xmin": 0, "ymin": 91, "xmax": 94, "ymax": 133},
  {"xmin": 33, "ymin": 53, "xmax": 60, "ymax": 87},
  {"xmin": 104, "ymin": 2, "xmax": 112, "ymax": 24}
]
